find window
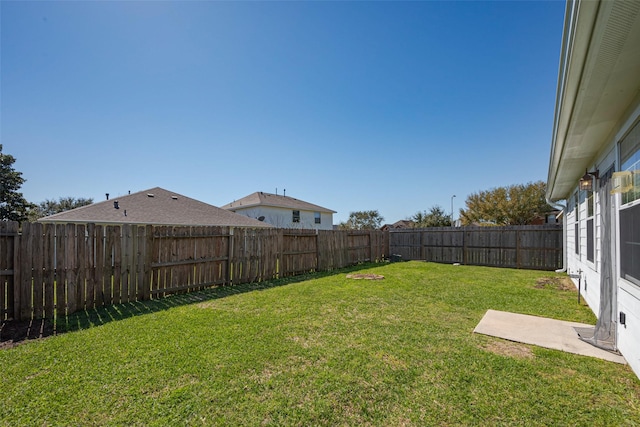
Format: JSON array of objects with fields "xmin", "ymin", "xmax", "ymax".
[
  {"xmin": 574, "ymin": 193, "xmax": 580, "ymax": 255},
  {"xmin": 620, "ymin": 120, "xmax": 640, "ymax": 285},
  {"xmin": 586, "ymin": 189, "xmax": 595, "ymax": 262},
  {"xmin": 292, "ymin": 210, "xmax": 300, "ymax": 223},
  {"xmin": 620, "ymin": 204, "xmax": 640, "ymax": 286},
  {"xmin": 620, "ymin": 119, "xmax": 640, "ymax": 205},
  {"xmin": 586, "ymin": 218, "xmax": 594, "ymax": 262},
  {"xmin": 314, "ymin": 212, "xmax": 321, "ymax": 224}
]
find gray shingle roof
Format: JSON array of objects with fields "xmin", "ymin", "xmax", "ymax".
[
  {"xmin": 38, "ymin": 187, "xmax": 272, "ymax": 227},
  {"xmin": 221, "ymin": 192, "xmax": 336, "ymax": 213}
]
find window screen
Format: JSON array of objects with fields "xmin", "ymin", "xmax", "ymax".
[
  {"xmin": 587, "ymin": 218, "xmax": 594, "ymax": 262},
  {"xmin": 620, "ymin": 203, "xmax": 640, "ymax": 286},
  {"xmin": 620, "ymin": 120, "xmax": 640, "ymax": 205}
]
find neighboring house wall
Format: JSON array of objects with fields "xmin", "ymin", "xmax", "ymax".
[
  {"xmin": 223, "ymin": 192, "xmax": 336, "ymax": 230},
  {"xmin": 233, "ymin": 206, "xmax": 334, "ymax": 230}
]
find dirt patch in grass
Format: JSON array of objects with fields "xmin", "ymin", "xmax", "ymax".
[
  {"xmin": 534, "ymin": 276, "xmax": 575, "ymax": 291},
  {"xmin": 346, "ymin": 274, "xmax": 385, "ymax": 280},
  {"xmin": 0, "ymin": 319, "xmax": 55, "ymax": 350},
  {"xmin": 481, "ymin": 339, "xmax": 535, "ymax": 359}
]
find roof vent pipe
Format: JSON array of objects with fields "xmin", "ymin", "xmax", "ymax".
[
  {"xmin": 106, "ymin": 193, "xmax": 109, "ymax": 200},
  {"xmin": 114, "ymin": 201, "xmax": 119, "ymax": 209}
]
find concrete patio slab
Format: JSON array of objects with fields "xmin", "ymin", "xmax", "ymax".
[{"xmin": 474, "ymin": 309, "xmax": 626, "ymax": 364}]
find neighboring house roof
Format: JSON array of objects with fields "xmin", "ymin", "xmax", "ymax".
[
  {"xmin": 38, "ymin": 187, "xmax": 272, "ymax": 227},
  {"xmin": 381, "ymin": 220, "xmax": 414, "ymax": 230},
  {"xmin": 221, "ymin": 192, "xmax": 336, "ymax": 213},
  {"xmin": 547, "ymin": 0, "xmax": 640, "ymax": 201}
]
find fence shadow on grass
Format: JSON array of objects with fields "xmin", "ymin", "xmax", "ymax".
[{"xmin": 1, "ymin": 263, "xmax": 380, "ymax": 349}]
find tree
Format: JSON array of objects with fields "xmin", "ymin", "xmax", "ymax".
[
  {"xmin": 410, "ymin": 205, "xmax": 452, "ymax": 228},
  {"xmin": 0, "ymin": 144, "xmax": 34, "ymax": 221},
  {"xmin": 338, "ymin": 210, "xmax": 384, "ymax": 230},
  {"xmin": 29, "ymin": 196, "xmax": 94, "ymax": 220},
  {"xmin": 459, "ymin": 181, "xmax": 553, "ymax": 226}
]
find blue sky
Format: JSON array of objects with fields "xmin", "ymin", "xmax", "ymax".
[{"xmin": 2, "ymin": 0, "xmax": 565, "ymax": 224}]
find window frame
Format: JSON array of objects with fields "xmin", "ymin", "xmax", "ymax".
[
  {"xmin": 574, "ymin": 192, "xmax": 580, "ymax": 256},
  {"xmin": 619, "ymin": 119, "xmax": 640, "ymax": 286},
  {"xmin": 585, "ymin": 188, "xmax": 595, "ymax": 263}
]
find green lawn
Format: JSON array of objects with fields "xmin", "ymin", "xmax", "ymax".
[{"xmin": 2, "ymin": 262, "xmax": 639, "ymax": 426}]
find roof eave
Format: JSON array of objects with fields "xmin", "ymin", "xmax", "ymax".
[
  {"xmin": 547, "ymin": 0, "xmax": 600, "ymax": 202},
  {"xmin": 547, "ymin": 0, "xmax": 640, "ymax": 202}
]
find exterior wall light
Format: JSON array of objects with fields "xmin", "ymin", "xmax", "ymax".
[{"xmin": 579, "ymin": 169, "xmax": 599, "ymax": 192}]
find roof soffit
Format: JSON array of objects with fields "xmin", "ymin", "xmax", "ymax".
[{"xmin": 548, "ymin": 0, "xmax": 640, "ymax": 201}]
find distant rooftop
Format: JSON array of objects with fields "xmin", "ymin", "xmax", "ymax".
[
  {"xmin": 222, "ymin": 191, "xmax": 336, "ymax": 213},
  {"xmin": 38, "ymin": 187, "xmax": 272, "ymax": 227}
]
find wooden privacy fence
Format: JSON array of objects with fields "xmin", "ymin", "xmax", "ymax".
[
  {"xmin": 389, "ymin": 225, "xmax": 562, "ymax": 271},
  {"xmin": 0, "ymin": 222, "xmax": 388, "ymax": 322}
]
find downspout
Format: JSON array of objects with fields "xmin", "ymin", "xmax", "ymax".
[{"xmin": 547, "ymin": 198, "xmax": 567, "ymax": 273}]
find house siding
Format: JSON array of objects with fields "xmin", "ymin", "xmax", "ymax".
[
  {"xmin": 564, "ymin": 104, "xmax": 640, "ymax": 377},
  {"xmin": 232, "ymin": 206, "xmax": 334, "ymax": 230}
]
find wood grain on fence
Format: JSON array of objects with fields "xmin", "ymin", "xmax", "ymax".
[
  {"xmin": 317, "ymin": 230, "xmax": 348, "ymax": 270},
  {"xmin": 281, "ymin": 229, "xmax": 317, "ymax": 276}
]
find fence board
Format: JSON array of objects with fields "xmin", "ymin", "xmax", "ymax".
[
  {"xmin": 85, "ymin": 224, "xmax": 95, "ymax": 310},
  {"xmin": 0, "ymin": 222, "xmax": 18, "ymax": 320},
  {"xmin": 76, "ymin": 224, "xmax": 87, "ymax": 311},
  {"xmin": 93, "ymin": 225, "xmax": 105, "ymax": 307},
  {"xmin": 65, "ymin": 224, "xmax": 78, "ymax": 315},
  {"xmin": 43, "ymin": 224, "xmax": 56, "ymax": 318},
  {"xmin": 136, "ymin": 225, "xmax": 146, "ymax": 300},
  {"xmin": 119, "ymin": 224, "xmax": 130, "ymax": 303},
  {"xmin": 143, "ymin": 225, "xmax": 153, "ymax": 300},
  {"xmin": 17, "ymin": 223, "xmax": 33, "ymax": 320},
  {"xmin": 31, "ymin": 223, "xmax": 44, "ymax": 319}
]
